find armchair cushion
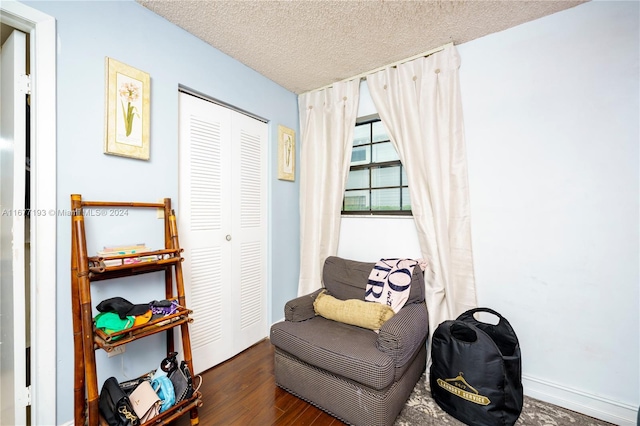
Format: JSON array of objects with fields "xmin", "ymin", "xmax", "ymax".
[
  {"xmin": 270, "ymin": 316, "xmax": 396, "ymax": 390},
  {"xmin": 313, "ymin": 290, "xmax": 395, "ymax": 331}
]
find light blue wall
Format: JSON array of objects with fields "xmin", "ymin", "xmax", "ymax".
[{"xmin": 24, "ymin": 1, "xmax": 299, "ymax": 423}]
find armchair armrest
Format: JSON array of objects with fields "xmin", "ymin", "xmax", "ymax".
[
  {"xmin": 376, "ymin": 302, "xmax": 429, "ymax": 367},
  {"xmin": 284, "ymin": 288, "xmax": 323, "ymax": 322}
]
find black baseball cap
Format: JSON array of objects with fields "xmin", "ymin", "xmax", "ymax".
[{"xmin": 96, "ymin": 297, "xmax": 150, "ymax": 319}]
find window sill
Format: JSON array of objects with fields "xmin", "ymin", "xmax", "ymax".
[{"xmin": 341, "ymin": 214, "xmax": 414, "ymax": 219}]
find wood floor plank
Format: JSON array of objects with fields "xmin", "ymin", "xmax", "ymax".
[
  {"xmin": 274, "ymin": 386, "xmax": 299, "ymax": 412},
  {"xmin": 314, "ymin": 409, "xmax": 341, "ymax": 425},
  {"xmin": 271, "ymin": 397, "xmax": 313, "ymax": 425}
]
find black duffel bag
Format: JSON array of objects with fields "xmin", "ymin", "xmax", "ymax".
[
  {"xmin": 99, "ymin": 376, "xmax": 140, "ymax": 426},
  {"xmin": 430, "ymin": 307, "xmax": 523, "ymax": 426}
]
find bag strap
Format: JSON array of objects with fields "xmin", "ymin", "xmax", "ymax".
[
  {"xmin": 457, "ymin": 307, "xmax": 520, "ymax": 355},
  {"xmin": 193, "ymin": 374, "xmax": 203, "ymax": 393},
  {"xmin": 457, "ymin": 307, "xmax": 518, "ymax": 334},
  {"xmin": 456, "ymin": 307, "xmax": 504, "ymax": 323}
]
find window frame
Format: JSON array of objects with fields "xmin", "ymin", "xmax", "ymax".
[{"xmin": 342, "ymin": 117, "xmax": 412, "ymax": 216}]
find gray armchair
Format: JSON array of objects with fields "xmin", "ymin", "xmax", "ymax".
[{"xmin": 270, "ymin": 256, "xmax": 429, "ymax": 426}]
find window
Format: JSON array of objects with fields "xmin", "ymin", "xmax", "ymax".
[{"xmin": 342, "ymin": 118, "xmax": 411, "ymax": 215}]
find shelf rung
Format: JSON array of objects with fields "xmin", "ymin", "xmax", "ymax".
[
  {"xmin": 92, "ymin": 256, "xmax": 181, "ymax": 271},
  {"xmin": 80, "ymin": 201, "xmax": 166, "ymax": 208}
]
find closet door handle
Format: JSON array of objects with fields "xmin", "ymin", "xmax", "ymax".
[{"xmin": 226, "ymin": 235, "xmax": 232, "ymax": 241}]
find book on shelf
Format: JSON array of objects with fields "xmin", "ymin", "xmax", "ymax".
[
  {"xmin": 101, "ymin": 243, "xmax": 148, "ymax": 254},
  {"xmin": 98, "ymin": 244, "xmax": 159, "ymax": 266}
]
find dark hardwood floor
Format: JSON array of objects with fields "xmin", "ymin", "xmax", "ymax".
[{"xmin": 173, "ymin": 339, "xmax": 346, "ymax": 426}]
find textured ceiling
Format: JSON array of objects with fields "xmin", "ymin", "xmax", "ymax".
[{"xmin": 137, "ymin": 0, "xmax": 586, "ymax": 94}]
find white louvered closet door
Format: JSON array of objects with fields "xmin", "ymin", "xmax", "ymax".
[
  {"xmin": 230, "ymin": 112, "xmax": 269, "ymax": 352},
  {"xmin": 178, "ymin": 92, "xmax": 267, "ymax": 374}
]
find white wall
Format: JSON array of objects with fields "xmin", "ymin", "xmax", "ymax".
[
  {"xmin": 338, "ymin": 216, "xmax": 421, "ymax": 262},
  {"xmin": 339, "ymin": 1, "xmax": 639, "ymax": 424},
  {"xmin": 459, "ymin": 1, "xmax": 638, "ymax": 423}
]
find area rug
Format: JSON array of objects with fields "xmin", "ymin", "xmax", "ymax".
[{"xmin": 394, "ymin": 374, "xmax": 615, "ymax": 426}]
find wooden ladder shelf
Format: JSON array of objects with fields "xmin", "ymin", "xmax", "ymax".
[{"xmin": 70, "ymin": 194, "xmax": 201, "ymax": 426}]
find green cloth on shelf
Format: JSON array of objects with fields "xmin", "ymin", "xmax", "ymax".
[{"xmin": 94, "ymin": 311, "xmax": 134, "ymax": 340}]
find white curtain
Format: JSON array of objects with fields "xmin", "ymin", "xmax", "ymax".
[
  {"xmin": 297, "ymin": 80, "xmax": 360, "ymax": 296},
  {"xmin": 367, "ymin": 45, "xmax": 477, "ymax": 331}
]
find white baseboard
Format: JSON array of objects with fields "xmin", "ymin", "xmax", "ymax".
[
  {"xmin": 60, "ymin": 421, "xmax": 74, "ymax": 426},
  {"xmin": 523, "ymin": 374, "xmax": 638, "ymax": 426}
]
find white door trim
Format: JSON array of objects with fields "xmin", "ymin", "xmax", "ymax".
[{"xmin": 0, "ymin": 1, "xmax": 57, "ymax": 424}]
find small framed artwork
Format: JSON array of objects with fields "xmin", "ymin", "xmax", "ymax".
[
  {"xmin": 278, "ymin": 125, "xmax": 295, "ymax": 181},
  {"xmin": 104, "ymin": 57, "xmax": 150, "ymax": 160}
]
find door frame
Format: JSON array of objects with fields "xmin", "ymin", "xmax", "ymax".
[{"xmin": 0, "ymin": 1, "xmax": 57, "ymax": 423}]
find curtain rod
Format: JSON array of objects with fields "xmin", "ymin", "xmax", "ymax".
[{"xmin": 302, "ymin": 42, "xmax": 454, "ymax": 95}]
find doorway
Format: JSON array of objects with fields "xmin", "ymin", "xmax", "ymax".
[
  {"xmin": 0, "ymin": 25, "xmax": 29, "ymax": 426},
  {"xmin": 0, "ymin": 3, "xmax": 56, "ymax": 425}
]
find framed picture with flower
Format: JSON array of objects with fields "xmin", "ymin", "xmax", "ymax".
[
  {"xmin": 104, "ymin": 57, "xmax": 150, "ymax": 160},
  {"xmin": 278, "ymin": 125, "xmax": 295, "ymax": 181}
]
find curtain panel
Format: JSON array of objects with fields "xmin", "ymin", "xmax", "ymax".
[
  {"xmin": 297, "ymin": 80, "xmax": 360, "ymax": 296},
  {"xmin": 367, "ymin": 45, "xmax": 477, "ymax": 331}
]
